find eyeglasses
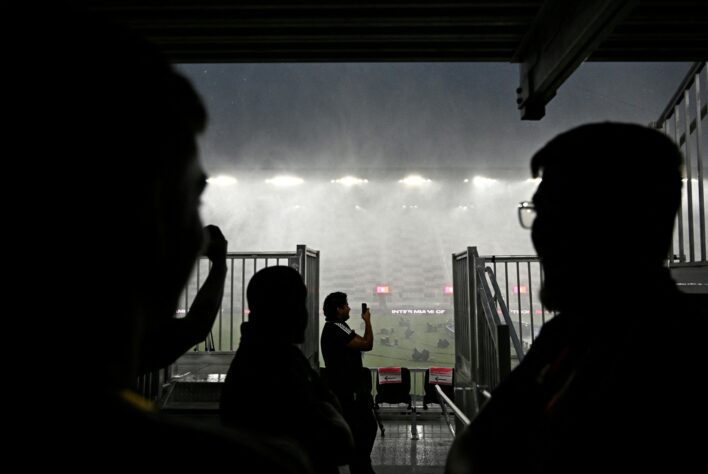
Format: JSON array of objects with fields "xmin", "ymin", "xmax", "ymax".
[{"xmin": 517, "ymin": 201, "xmax": 536, "ymax": 229}]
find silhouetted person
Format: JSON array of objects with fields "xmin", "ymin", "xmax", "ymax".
[
  {"xmin": 220, "ymin": 266, "xmax": 353, "ymax": 474},
  {"xmin": 140, "ymin": 224, "xmax": 228, "ymax": 373},
  {"xmin": 13, "ymin": 6, "xmax": 310, "ymax": 471},
  {"xmin": 446, "ymin": 123, "xmax": 708, "ymax": 474},
  {"xmin": 321, "ymin": 292, "xmax": 378, "ymax": 474}
]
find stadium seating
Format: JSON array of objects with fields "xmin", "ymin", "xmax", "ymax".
[
  {"xmin": 423, "ymin": 368, "xmax": 454, "ymax": 410},
  {"xmin": 374, "ymin": 367, "xmax": 413, "ymax": 411}
]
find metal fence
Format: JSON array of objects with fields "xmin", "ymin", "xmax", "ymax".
[
  {"xmin": 451, "ymin": 247, "xmax": 476, "ymax": 421},
  {"xmin": 451, "ymin": 247, "xmax": 553, "ymax": 422},
  {"xmin": 451, "ymin": 248, "xmax": 514, "ymax": 422},
  {"xmin": 139, "ymin": 245, "xmax": 320, "ymax": 400},
  {"xmin": 486, "ymin": 255, "xmax": 554, "ymax": 351},
  {"xmin": 654, "ymin": 62, "xmax": 707, "ymax": 266},
  {"xmin": 180, "ymin": 245, "xmax": 320, "ymax": 361}
]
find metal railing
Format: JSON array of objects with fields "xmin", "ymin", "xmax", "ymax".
[
  {"xmin": 180, "ymin": 245, "xmax": 320, "ymax": 364},
  {"xmin": 435, "ymin": 384, "xmax": 469, "ymax": 437},
  {"xmin": 451, "ymin": 248, "xmax": 511, "ymax": 420},
  {"xmin": 653, "ymin": 62, "xmax": 708, "ymax": 295},
  {"xmin": 485, "ymin": 255, "xmax": 554, "ymax": 351},
  {"xmin": 139, "ymin": 245, "xmax": 320, "ymax": 401},
  {"xmin": 451, "ymin": 247, "xmax": 554, "ymax": 421},
  {"xmin": 654, "ymin": 62, "xmax": 707, "ymax": 265}
]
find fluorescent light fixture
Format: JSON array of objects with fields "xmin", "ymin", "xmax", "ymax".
[
  {"xmin": 265, "ymin": 175, "xmax": 304, "ymax": 187},
  {"xmin": 525, "ymin": 178, "xmax": 542, "ymax": 185},
  {"xmin": 332, "ymin": 176, "xmax": 368, "ymax": 186},
  {"xmin": 399, "ymin": 175, "xmax": 431, "ymax": 186},
  {"xmin": 207, "ymin": 175, "xmax": 237, "ymax": 186}
]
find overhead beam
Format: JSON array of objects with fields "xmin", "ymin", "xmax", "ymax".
[{"xmin": 514, "ymin": 0, "xmax": 637, "ymax": 120}]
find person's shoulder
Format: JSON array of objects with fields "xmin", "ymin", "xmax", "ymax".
[
  {"xmin": 533, "ymin": 312, "xmax": 571, "ymax": 341},
  {"xmin": 323, "ymin": 320, "xmax": 353, "ymax": 335},
  {"xmin": 678, "ymin": 292, "xmax": 708, "ymax": 316},
  {"xmin": 675, "ymin": 292, "xmax": 708, "ymax": 343}
]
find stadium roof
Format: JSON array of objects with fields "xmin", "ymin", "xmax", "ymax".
[{"xmin": 88, "ymin": 0, "xmax": 708, "ymax": 119}]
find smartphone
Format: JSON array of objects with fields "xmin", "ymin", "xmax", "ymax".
[{"xmin": 362, "ymin": 302, "xmax": 368, "ymax": 314}]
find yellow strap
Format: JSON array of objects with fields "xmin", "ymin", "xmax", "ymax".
[{"xmin": 119, "ymin": 389, "xmax": 156, "ymax": 413}]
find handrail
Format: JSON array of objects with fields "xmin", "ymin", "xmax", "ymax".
[
  {"xmin": 484, "ymin": 267, "xmax": 525, "ymax": 360},
  {"xmin": 477, "ymin": 267, "xmax": 503, "ymax": 329},
  {"xmin": 435, "ymin": 384, "xmax": 470, "ymax": 437},
  {"xmin": 225, "ymin": 251, "xmax": 297, "ymax": 258},
  {"xmin": 482, "ymin": 255, "xmax": 540, "ymax": 263}
]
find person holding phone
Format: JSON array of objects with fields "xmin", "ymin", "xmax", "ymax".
[{"xmin": 321, "ymin": 292, "xmax": 377, "ymax": 474}]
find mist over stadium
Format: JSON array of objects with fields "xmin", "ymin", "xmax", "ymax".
[{"xmin": 178, "ymin": 61, "xmax": 696, "ymax": 366}]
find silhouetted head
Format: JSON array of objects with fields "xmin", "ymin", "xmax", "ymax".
[
  {"xmin": 16, "ymin": 7, "xmax": 208, "ymax": 387},
  {"xmin": 530, "ymin": 122, "xmax": 682, "ymax": 311},
  {"xmin": 323, "ymin": 292, "xmax": 350, "ymax": 322},
  {"xmin": 247, "ymin": 266, "xmax": 308, "ymax": 343}
]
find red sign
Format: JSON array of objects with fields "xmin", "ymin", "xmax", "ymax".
[
  {"xmin": 376, "ymin": 285, "xmax": 390, "ymax": 294},
  {"xmin": 443, "ymin": 285, "xmax": 453, "ymax": 295},
  {"xmin": 378, "ymin": 367, "xmax": 402, "ymax": 384},
  {"xmin": 429, "ymin": 367, "xmax": 453, "ymax": 385}
]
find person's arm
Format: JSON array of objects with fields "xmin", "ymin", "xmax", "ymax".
[
  {"xmin": 178, "ymin": 225, "xmax": 228, "ymax": 339},
  {"xmin": 139, "ymin": 225, "xmax": 227, "ymax": 373},
  {"xmin": 346, "ymin": 308, "xmax": 373, "ymax": 351}
]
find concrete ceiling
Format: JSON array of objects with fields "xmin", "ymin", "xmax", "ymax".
[{"xmin": 87, "ymin": 0, "xmax": 708, "ymax": 118}]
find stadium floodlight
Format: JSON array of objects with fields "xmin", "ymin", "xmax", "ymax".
[
  {"xmin": 207, "ymin": 175, "xmax": 237, "ymax": 186},
  {"xmin": 399, "ymin": 175, "xmax": 431, "ymax": 186},
  {"xmin": 265, "ymin": 175, "xmax": 304, "ymax": 187},
  {"xmin": 332, "ymin": 176, "xmax": 368, "ymax": 186},
  {"xmin": 472, "ymin": 176, "xmax": 498, "ymax": 187}
]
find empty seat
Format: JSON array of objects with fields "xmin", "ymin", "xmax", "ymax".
[
  {"xmin": 423, "ymin": 367, "xmax": 455, "ymax": 410},
  {"xmin": 375, "ymin": 367, "xmax": 412, "ymax": 411}
]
